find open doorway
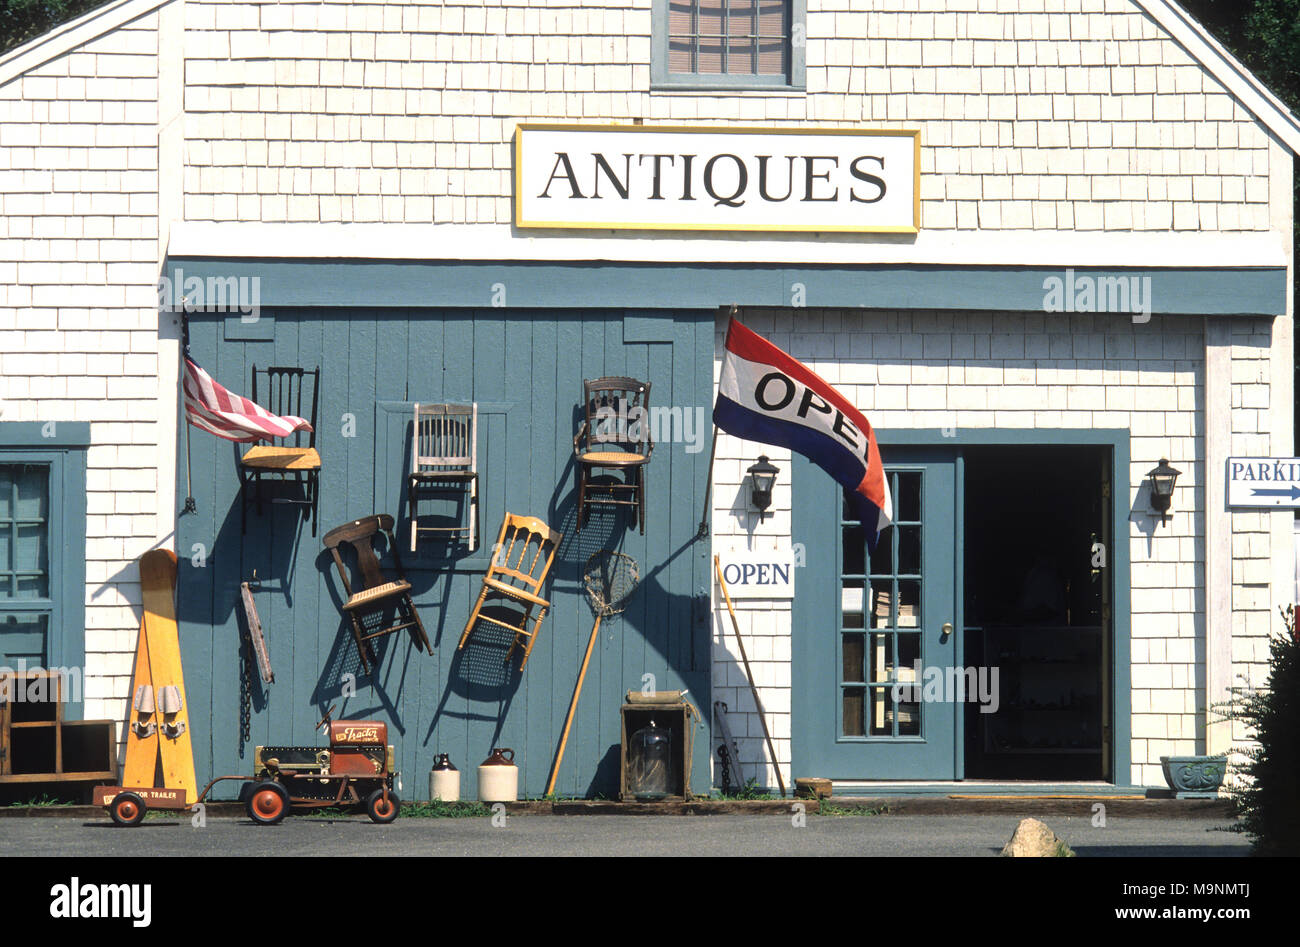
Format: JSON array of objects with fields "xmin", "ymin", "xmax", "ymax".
[{"xmin": 962, "ymin": 446, "xmax": 1111, "ymax": 781}]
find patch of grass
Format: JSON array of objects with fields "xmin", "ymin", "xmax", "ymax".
[
  {"xmin": 1053, "ymin": 839, "xmax": 1077, "ymax": 857},
  {"xmin": 8, "ymin": 793, "xmax": 75, "ymax": 808},
  {"xmin": 309, "ymin": 807, "xmax": 356, "ymax": 820},
  {"xmin": 403, "ymin": 800, "xmax": 491, "ymax": 818},
  {"xmin": 716, "ymin": 778, "xmax": 776, "ymax": 800},
  {"xmin": 816, "ymin": 799, "xmax": 890, "ymax": 817}
]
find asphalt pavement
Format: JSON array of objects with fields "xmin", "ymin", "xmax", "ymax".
[{"xmin": 0, "ymin": 811, "xmax": 1250, "ymax": 857}]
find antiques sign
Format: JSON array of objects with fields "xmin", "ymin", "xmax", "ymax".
[
  {"xmin": 717, "ymin": 548, "xmax": 796, "ymax": 600},
  {"xmin": 1227, "ymin": 457, "xmax": 1300, "ymax": 508},
  {"xmin": 515, "ymin": 124, "xmax": 920, "ymax": 233}
]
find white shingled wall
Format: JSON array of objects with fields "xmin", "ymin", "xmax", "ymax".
[
  {"xmin": 177, "ymin": 0, "xmax": 1274, "ymax": 231},
  {"xmin": 0, "ymin": 12, "xmax": 163, "ymax": 727}
]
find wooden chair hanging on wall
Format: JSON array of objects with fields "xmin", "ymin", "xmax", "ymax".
[
  {"xmin": 238, "ymin": 365, "xmax": 322, "ymax": 536},
  {"xmin": 573, "ymin": 377, "xmax": 653, "ymax": 534},
  {"xmin": 408, "ymin": 403, "xmax": 478, "ymax": 552},
  {"xmin": 457, "ymin": 513, "xmax": 560, "ymax": 671},
  {"xmin": 323, "ymin": 514, "xmax": 431, "ymax": 673}
]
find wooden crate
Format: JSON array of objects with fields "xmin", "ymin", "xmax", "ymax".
[
  {"xmin": 619, "ymin": 698, "xmax": 694, "ymax": 802},
  {"xmin": 0, "ymin": 670, "xmax": 117, "ymax": 786}
]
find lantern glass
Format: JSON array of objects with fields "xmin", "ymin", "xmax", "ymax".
[
  {"xmin": 747, "ymin": 455, "xmax": 779, "ymax": 517},
  {"xmin": 1147, "ymin": 459, "xmax": 1181, "ymax": 499}
]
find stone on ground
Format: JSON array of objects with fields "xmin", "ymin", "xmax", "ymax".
[{"xmin": 1000, "ymin": 817, "xmax": 1075, "ymax": 857}]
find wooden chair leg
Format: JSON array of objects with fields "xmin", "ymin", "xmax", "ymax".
[
  {"xmin": 518, "ymin": 606, "xmax": 548, "ymax": 671},
  {"xmin": 637, "ymin": 468, "xmax": 646, "ymax": 534},
  {"xmin": 576, "ymin": 466, "xmax": 587, "ymax": 532},
  {"xmin": 309, "ymin": 471, "xmax": 319, "ymax": 538},
  {"xmin": 458, "ymin": 583, "xmax": 490, "ymax": 650},
  {"xmin": 409, "ymin": 483, "xmax": 418, "ymax": 553},
  {"xmin": 350, "ymin": 613, "xmax": 373, "ymax": 674},
  {"xmin": 405, "ymin": 594, "xmax": 432, "ymax": 655}
]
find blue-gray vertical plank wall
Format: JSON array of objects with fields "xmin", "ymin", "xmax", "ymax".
[{"xmin": 177, "ymin": 308, "xmax": 714, "ymax": 800}]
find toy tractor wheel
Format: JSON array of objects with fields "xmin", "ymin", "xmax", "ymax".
[
  {"xmin": 110, "ymin": 792, "xmax": 147, "ymax": 827},
  {"xmin": 247, "ymin": 781, "xmax": 290, "ymax": 825},
  {"xmin": 365, "ymin": 787, "xmax": 400, "ymax": 824}
]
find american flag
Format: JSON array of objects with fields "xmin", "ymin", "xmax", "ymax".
[{"xmin": 183, "ymin": 358, "xmax": 313, "ymax": 443}]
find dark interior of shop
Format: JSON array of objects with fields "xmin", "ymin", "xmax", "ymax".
[{"xmin": 962, "ymin": 446, "xmax": 1110, "ymax": 781}]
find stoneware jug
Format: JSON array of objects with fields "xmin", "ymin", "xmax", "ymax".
[
  {"xmin": 429, "ymin": 753, "xmax": 460, "ymax": 802},
  {"xmin": 477, "ymin": 747, "xmax": 518, "ymax": 803}
]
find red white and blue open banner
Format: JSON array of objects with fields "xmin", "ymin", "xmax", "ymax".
[{"xmin": 713, "ymin": 318, "xmax": 893, "ymax": 550}]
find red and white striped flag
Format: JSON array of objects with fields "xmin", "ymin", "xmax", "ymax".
[{"xmin": 183, "ymin": 358, "xmax": 313, "ymax": 443}]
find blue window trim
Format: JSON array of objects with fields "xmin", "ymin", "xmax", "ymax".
[
  {"xmin": 0, "ymin": 422, "xmax": 88, "ymax": 719},
  {"xmin": 651, "ymin": 0, "xmax": 807, "ymax": 92}
]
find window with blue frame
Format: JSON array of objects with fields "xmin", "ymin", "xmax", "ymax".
[
  {"xmin": 0, "ymin": 463, "xmax": 52, "ymax": 665},
  {"xmin": 0, "ymin": 426, "xmax": 88, "ymax": 692},
  {"xmin": 653, "ymin": 0, "xmax": 806, "ymax": 90}
]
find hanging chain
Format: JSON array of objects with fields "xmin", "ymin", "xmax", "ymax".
[
  {"xmin": 717, "ymin": 743, "xmax": 733, "ymax": 795},
  {"xmin": 238, "ymin": 639, "xmax": 252, "ymax": 756}
]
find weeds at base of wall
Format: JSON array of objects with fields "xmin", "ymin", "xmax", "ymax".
[
  {"xmin": 6, "ymin": 794, "xmax": 75, "ymax": 808},
  {"xmin": 816, "ymin": 801, "xmax": 891, "ymax": 817},
  {"xmin": 715, "ymin": 777, "xmax": 777, "ymax": 800},
  {"xmin": 404, "ymin": 800, "xmax": 491, "ymax": 818}
]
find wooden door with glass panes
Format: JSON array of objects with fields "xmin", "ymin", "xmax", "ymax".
[{"xmin": 793, "ymin": 447, "xmax": 958, "ymax": 780}]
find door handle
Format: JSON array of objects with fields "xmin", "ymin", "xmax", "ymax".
[{"xmin": 941, "ymin": 622, "xmax": 953, "ymax": 638}]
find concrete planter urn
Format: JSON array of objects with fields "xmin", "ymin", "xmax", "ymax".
[{"xmin": 1159, "ymin": 755, "xmax": 1227, "ymax": 797}]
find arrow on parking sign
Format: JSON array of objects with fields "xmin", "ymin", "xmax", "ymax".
[{"xmin": 1251, "ymin": 486, "xmax": 1300, "ymax": 500}]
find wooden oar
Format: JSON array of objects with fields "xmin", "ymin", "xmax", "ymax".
[{"xmin": 714, "ymin": 554, "xmax": 786, "ymax": 797}]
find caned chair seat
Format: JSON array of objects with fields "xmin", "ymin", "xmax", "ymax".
[
  {"xmin": 577, "ymin": 451, "xmax": 649, "ymax": 465},
  {"xmin": 342, "ymin": 579, "xmax": 412, "ymax": 610},
  {"xmin": 481, "ymin": 576, "xmax": 550, "ymax": 607},
  {"xmin": 240, "ymin": 445, "xmax": 322, "ymax": 471}
]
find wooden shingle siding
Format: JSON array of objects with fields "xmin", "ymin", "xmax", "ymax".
[{"xmin": 178, "ymin": 307, "xmax": 714, "ymax": 799}]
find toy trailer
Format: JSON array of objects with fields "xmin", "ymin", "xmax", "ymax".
[{"xmin": 96, "ymin": 718, "xmax": 400, "ymax": 826}]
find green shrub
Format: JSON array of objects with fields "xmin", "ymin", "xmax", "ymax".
[{"xmin": 1223, "ymin": 605, "xmax": 1300, "ymax": 855}]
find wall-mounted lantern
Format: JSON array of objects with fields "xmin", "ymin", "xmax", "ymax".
[
  {"xmin": 747, "ymin": 455, "xmax": 779, "ymax": 522},
  {"xmin": 1146, "ymin": 458, "xmax": 1181, "ymax": 526}
]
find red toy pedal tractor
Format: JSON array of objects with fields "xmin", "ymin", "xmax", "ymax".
[{"xmin": 97, "ymin": 710, "xmax": 400, "ymax": 826}]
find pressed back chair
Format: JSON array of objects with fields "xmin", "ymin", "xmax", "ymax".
[{"xmin": 457, "ymin": 513, "xmax": 561, "ymax": 671}]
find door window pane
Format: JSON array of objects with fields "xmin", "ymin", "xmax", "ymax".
[{"xmin": 841, "ymin": 468, "xmax": 925, "ymax": 739}]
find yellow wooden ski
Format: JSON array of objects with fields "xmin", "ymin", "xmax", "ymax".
[
  {"xmin": 121, "ymin": 615, "xmax": 159, "ymax": 788},
  {"xmin": 140, "ymin": 549, "xmax": 197, "ymax": 803}
]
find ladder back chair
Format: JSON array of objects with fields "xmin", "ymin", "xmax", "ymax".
[
  {"xmin": 408, "ymin": 403, "xmax": 478, "ymax": 552},
  {"xmin": 323, "ymin": 514, "xmax": 431, "ymax": 673},
  {"xmin": 573, "ymin": 376, "xmax": 653, "ymax": 534},
  {"xmin": 239, "ymin": 365, "xmax": 322, "ymax": 536},
  {"xmin": 457, "ymin": 513, "xmax": 561, "ymax": 671}
]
